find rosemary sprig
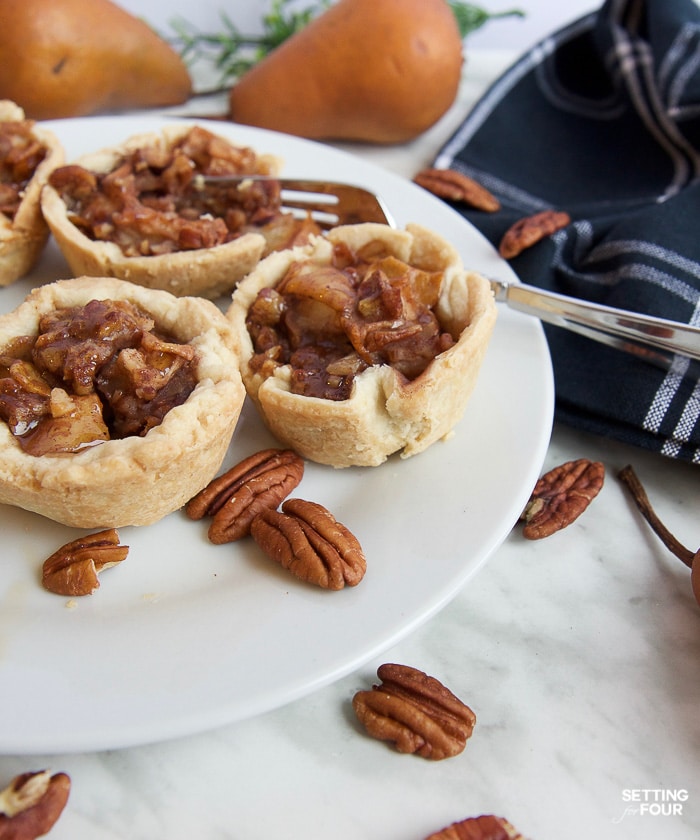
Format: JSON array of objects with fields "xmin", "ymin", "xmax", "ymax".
[{"xmin": 170, "ymin": 0, "xmax": 331, "ymax": 87}]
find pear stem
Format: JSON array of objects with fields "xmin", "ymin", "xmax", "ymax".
[{"xmin": 618, "ymin": 465, "xmax": 695, "ymax": 568}]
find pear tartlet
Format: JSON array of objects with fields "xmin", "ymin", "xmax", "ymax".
[
  {"xmin": 228, "ymin": 222, "xmax": 497, "ymax": 467},
  {"xmin": 40, "ymin": 124, "xmax": 319, "ymax": 299},
  {"xmin": 0, "ymin": 100, "xmax": 64, "ymax": 286},
  {"xmin": 0, "ymin": 276, "xmax": 245, "ymax": 528}
]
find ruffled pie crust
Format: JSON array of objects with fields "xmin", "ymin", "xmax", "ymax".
[
  {"xmin": 40, "ymin": 124, "xmax": 281, "ymax": 299},
  {"xmin": 0, "ymin": 276, "xmax": 245, "ymax": 528},
  {"xmin": 228, "ymin": 223, "xmax": 497, "ymax": 468},
  {"xmin": 0, "ymin": 100, "xmax": 64, "ymax": 286}
]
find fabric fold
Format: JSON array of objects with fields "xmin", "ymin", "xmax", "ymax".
[{"xmin": 435, "ymin": 0, "xmax": 700, "ymax": 463}]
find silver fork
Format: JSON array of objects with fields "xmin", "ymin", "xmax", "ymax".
[
  {"xmin": 199, "ymin": 175, "xmax": 700, "ymax": 370},
  {"xmin": 488, "ymin": 278, "xmax": 700, "ymax": 373},
  {"xmin": 197, "ymin": 175, "xmax": 395, "ymax": 228}
]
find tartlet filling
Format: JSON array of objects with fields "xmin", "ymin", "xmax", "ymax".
[
  {"xmin": 0, "ymin": 118, "xmax": 47, "ymax": 220},
  {"xmin": 245, "ymin": 240, "xmax": 456, "ymax": 400},
  {"xmin": 47, "ymin": 126, "xmax": 320, "ymax": 258},
  {"xmin": 0, "ymin": 299, "xmax": 198, "ymax": 456}
]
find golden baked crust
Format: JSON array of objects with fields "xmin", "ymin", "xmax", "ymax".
[
  {"xmin": 40, "ymin": 124, "xmax": 282, "ymax": 299},
  {"xmin": 0, "ymin": 276, "xmax": 246, "ymax": 527},
  {"xmin": 0, "ymin": 100, "xmax": 64, "ymax": 286},
  {"xmin": 228, "ymin": 222, "xmax": 497, "ymax": 467}
]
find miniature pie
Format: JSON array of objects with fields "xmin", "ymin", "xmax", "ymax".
[
  {"xmin": 0, "ymin": 100, "xmax": 64, "ymax": 286},
  {"xmin": 228, "ymin": 222, "xmax": 497, "ymax": 467},
  {"xmin": 0, "ymin": 276, "xmax": 245, "ymax": 527},
  {"xmin": 41, "ymin": 124, "xmax": 320, "ymax": 299}
]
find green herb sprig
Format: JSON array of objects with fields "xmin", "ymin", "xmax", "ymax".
[
  {"xmin": 169, "ymin": 0, "xmax": 330, "ymax": 87},
  {"xmin": 449, "ymin": 2, "xmax": 524, "ymax": 38}
]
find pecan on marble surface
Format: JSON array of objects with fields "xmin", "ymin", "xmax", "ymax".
[
  {"xmin": 250, "ymin": 498, "xmax": 366, "ymax": 589},
  {"xmin": 425, "ymin": 813, "xmax": 529, "ymax": 840},
  {"xmin": 521, "ymin": 458, "xmax": 605, "ymax": 540},
  {"xmin": 42, "ymin": 528, "xmax": 128, "ymax": 596},
  {"xmin": 0, "ymin": 770, "xmax": 71, "ymax": 840},
  {"xmin": 352, "ymin": 663, "xmax": 476, "ymax": 760},
  {"xmin": 185, "ymin": 448, "xmax": 304, "ymax": 544},
  {"xmin": 498, "ymin": 209, "xmax": 571, "ymax": 259},
  {"xmin": 413, "ymin": 167, "xmax": 500, "ymax": 212}
]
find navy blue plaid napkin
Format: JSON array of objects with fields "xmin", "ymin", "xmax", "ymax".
[{"xmin": 434, "ymin": 0, "xmax": 700, "ymax": 464}]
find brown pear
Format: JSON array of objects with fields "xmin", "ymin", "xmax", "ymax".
[
  {"xmin": 0, "ymin": 0, "xmax": 192, "ymax": 119},
  {"xmin": 228, "ymin": 0, "xmax": 464, "ymax": 144}
]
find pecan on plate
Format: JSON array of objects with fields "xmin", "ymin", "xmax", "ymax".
[
  {"xmin": 250, "ymin": 498, "xmax": 366, "ymax": 589},
  {"xmin": 498, "ymin": 209, "xmax": 571, "ymax": 259},
  {"xmin": 185, "ymin": 448, "xmax": 304, "ymax": 544},
  {"xmin": 42, "ymin": 529, "xmax": 128, "ymax": 596},
  {"xmin": 0, "ymin": 770, "xmax": 71, "ymax": 840},
  {"xmin": 352, "ymin": 663, "xmax": 476, "ymax": 760},
  {"xmin": 521, "ymin": 458, "xmax": 605, "ymax": 540},
  {"xmin": 425, "ymin": 814, "xmax": 529, "ymax": 840},
  {"xmin": 413, "ymin": 167, "xmax": 500, "ymax": 213}
]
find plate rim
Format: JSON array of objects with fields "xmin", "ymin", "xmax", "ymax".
[{"xmin": 0, "ymin": 115, "xmax": 554, "ymax": 754}]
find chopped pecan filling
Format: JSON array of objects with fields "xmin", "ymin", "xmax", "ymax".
[
  {"xmin": 0, "ymin": 299, "xmax": 198, "ymax": 456},
  {"xmin": 47, "ymin": 126, "xmax": 321, "ymax": 258},
  {"xmin": 246, "ymin": 241, "xmax": 456, "ymax": 400},
  {"xmin": 0, "ymin": 119, "xmax": 47, "ymax": 220}
]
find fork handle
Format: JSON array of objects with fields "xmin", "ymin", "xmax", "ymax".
[{"xmin": 491, "ymin": 278, "xmax": 700, "ymax": 363}]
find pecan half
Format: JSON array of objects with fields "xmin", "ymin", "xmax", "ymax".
[
  {"xmin": 0, "ymin": 770, "xmax": 71, "ymax": 840},
  {"xmin": 521, "ymin": 458, "xmax": 605, "ymax": 539},
  {"xmin": 425, "ymin": 814, "xmax": 528, "ymax": 840},
  {"xmin": 42, "ymin": 529, "xmax": 128, "ymax": 596},
  {"xmin": 250, "ymin": 498, "xmax": 366, "ymax": 589},
  {"xmin": 185, "ymin": 448, "xmax": 304, "ymax": 544},
  {"xmin": 352, "ymin": 664, "xmax": 476, "ymax": 760},
  {"xmin": 498, "ymin": 209, "xmax": 571, "ymax": 259},
  {"xmin": 413, "ymin": 167, "xmax": 500, "ymax": 212}
]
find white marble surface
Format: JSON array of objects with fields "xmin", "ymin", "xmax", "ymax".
[{"xmin": 2, "ymin": 51, "xmax": 700, "ymax": 840}]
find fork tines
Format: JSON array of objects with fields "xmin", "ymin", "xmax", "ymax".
[{"xmin": 197, "ymin": 174, "xmax": 393, "ymax": 229}]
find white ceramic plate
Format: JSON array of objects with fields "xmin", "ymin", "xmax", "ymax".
[{"xmin": 0, "ymin": 117, "xmax": 553, "ymax": 755}]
